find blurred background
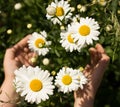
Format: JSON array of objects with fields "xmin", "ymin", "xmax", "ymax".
[{"xmin": 0, "ymin": 0, "xmax": 120, "ymax": 107}]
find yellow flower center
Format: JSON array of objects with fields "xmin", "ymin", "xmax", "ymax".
[
  {"xmin": 30, "ymin": 79, "xmax": 43, "ymax": 92},
  {"xmin": 67, "ymin": 34, "xmax": 74, "ymax": 43},
  {"xmin": 79, "ymin": 25, "xmax": 90, "ymax": 36},
  {"xmin": 35, "ymin": 38, "xmax": 45, "ymax": 48},
  {"xmin": 62, "ymin": 75, "xmax": 72, "ymax": 85},
  {"xmin": 56, "ymin": 7, "xmax": 64, "ymax": 16}
]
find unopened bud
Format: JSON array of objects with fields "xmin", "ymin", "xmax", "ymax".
[{"xmin": 46, "ymin": 6, "xmax": 56, "ymax": 16}]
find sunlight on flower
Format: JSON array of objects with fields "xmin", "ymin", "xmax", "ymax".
[{"xmin": 14, "ymin": 65, "xmax": 55, "ymax": 104}]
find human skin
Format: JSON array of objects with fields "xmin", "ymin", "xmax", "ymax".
[
  {"xmin": 0, "ymin": 35, "xmax": 37, "ymax": 107},
  {"xmin": 74, "ymin": 44, "xmax": 110, "ymax": 107},
  {"xmin": 0, "ymin": 35, "xmax": 110, "ymax": 107}
]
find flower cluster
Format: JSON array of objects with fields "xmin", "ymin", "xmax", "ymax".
[
  {"xmin": 60, "ymin": 17, "xmax": 100, "ymax": 52},
  {"xmin": 14, "ymin": 65, "xmax": 87, "ymax": 104},
  {"xmin": 13, "ymin": 0, "xmax": 101, "ymax": 105},
  {"xmin": 46, "ymin": 0, "xmax": 100, "ymax": 52},
  {"xmin": 55, "ymin": 67, "xmax": 87, "ymax": 93}
]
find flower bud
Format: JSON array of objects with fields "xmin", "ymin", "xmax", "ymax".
[
  {"xmin": 46, "ymin": 5, "xmax": 56, "ymax": 16},
  {"xmin": 42, "ymin": 58, "xmax": 50, "ymax": 65},
  {"xmin": 7, "ymin": 29, "xmax": 12, "ymax": 34},
  {"xmin": 27, "ymin": 23, "xmax": 32, "ymax": 29},
  {"xmin": 105, "ymin": 24, "xmax": 112, "ymax": 32},
  {"xmin": 14, "ymin": 3, "xmax": 22, "ymax": 10}
]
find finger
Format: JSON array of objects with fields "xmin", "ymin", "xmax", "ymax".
[
  {"xmin": 15, "ymin": 55, "xmax": 32, "ymax": 67},
  {"xmin": 83, "ymin": 64, "xmax": 91, "ymax": 73},
  {"xmin": 89, "ymin": 47, "xmax": 98, "ymax": 66},
  {"xmin": 92, "ymin": 54, "xmax": 110, "ymax": 89},
  {"xmin": 24, "ymin": 47, "xmax": 29, "ymax": 53},
  {"xmin": 95, "ymin": 44, "xmax": 107, "ymax": 62},
  {"xmin": 15, "ymin": 35, "xmax": 31, "ymax": 48},
  {"xmin": 95, "ymin": 43, "xmax": 105, "ymax": 54},
  {"xmin": 16, "ymin": 50, "xmax": 30, "ymax": 63},
  {"xmin": 4, "ymin": 48, "xmax": 16, "ymax": 60}
]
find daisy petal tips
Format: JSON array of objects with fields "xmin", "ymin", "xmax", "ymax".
[
  {"xmin": 28, "ymin": 31, "xmax": 51, "ymax": 56},
  {"xmin": 13, "ymin": 65, "xmax": 55, "ymax": 104}
]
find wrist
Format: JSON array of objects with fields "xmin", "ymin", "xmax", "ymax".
[
  {"xmin": 74, "ymin": 97, "xmax": 94, "ymax": 107},
  {"xmin": 0, "ymin": 77, "xmax": 19, "ymax": 107}
]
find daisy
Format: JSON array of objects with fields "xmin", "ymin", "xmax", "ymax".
[
  {"xmin": 71, "ymin": 17, "xmax": 100, "ymax": 45},
  {"xmin": 14, "ymin": 65, "xmax": 55, "ymax": 104},
  {"xmin": 55, "ymin": 67, "xmax": 79, "ymax": 93},
  {"xmin": 46, "ymin": 0, "xmax": 72, "ymax": 25},
  {"xmin": 28, "ymin": 31, "xmax": 51, "ymax": 56},
  {"xmin": 60, "ymin": 30, "xmax": 78, "ymax": 52},
  {"xmin": 60, "ymin": 23, "xmax": 85, "ymax": 52},
  {"xmin": 77, "ymin": 70, "xmax": 88, "ymax": 89}
]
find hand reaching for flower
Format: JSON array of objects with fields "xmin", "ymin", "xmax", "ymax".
[
  {"xmin": 0, "ymin": 34, "xmax": 110, "ymax": 107},
  {"xmin": 0, "ymin": 35, "xmax": 37, "ymax": 107},
  {"xmin": 74, "ymin": 44, "xmax": 110, "ymax": 107},
  {"xmin": 3, "ymin": 35, "xmax": 37, "ymax": 79}
]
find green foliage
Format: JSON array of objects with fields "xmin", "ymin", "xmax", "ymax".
[{"xmin": 0, "ymin": 0, "xmax": 120, "ymax": 107}]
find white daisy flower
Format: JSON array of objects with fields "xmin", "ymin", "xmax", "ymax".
[
  {"xmin": 55, "ymin": 67, "xmax": 79, "ymax": 93},
  {"xmin": 60, "ymin": 23, "xmax": 85, "ymax": 52},
  {"xmin": 77, "ymin": 70, "xmax": 88, "ymax": 89},
  {"xmin": 60, "ymin": 30, "xmax": 78, "ymax": 52},
  {"xmin": 14, "ymin": 65, "xmax": 55, "ymax": 104},
  {"xmin": 46, "ymin": 0, "xmax": 72, "ymax": 25},
  {"xmin": 71, "ymin": 17, "xmax": 100, "ymax": 45},
  {"xmin": 28, "ymin": 31, "xmax": 51, "ymax": 56}
]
